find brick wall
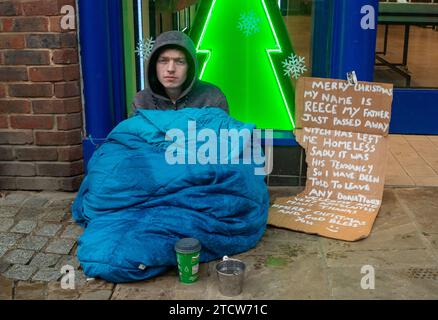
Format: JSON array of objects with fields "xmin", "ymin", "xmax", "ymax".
[{"xmin": 0, "ymin": 0, "xmax": 84, "ymax": 191}]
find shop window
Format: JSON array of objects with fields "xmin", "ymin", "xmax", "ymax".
[{"xmin": 375, "ymin": 0, "xmax": 438, "ymax": 88}]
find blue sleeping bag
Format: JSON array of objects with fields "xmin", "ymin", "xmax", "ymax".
[{"xmin": 72, "ymin": 107, "xmax": 269, "ymax": 283}]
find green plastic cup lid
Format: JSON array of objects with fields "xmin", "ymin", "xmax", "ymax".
[{"xmin": 175, "ymin": 238, "xmax": 201, "ymax": 254}]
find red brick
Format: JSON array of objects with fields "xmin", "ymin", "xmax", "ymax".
[
  {"xmin": 0, "ymin": 147, "xmax": 14, "ymax": 161},
  {"xmin": 0, "ymin": 177, "xmax": 17, "ymax": 190},
  {"xmin": 28, "ymin": 65, "xmax": 79, "ymax": 82},
  {"xmin": 15, "ymin": 177, "xmax": 60, "ymax": 191},
  {"xmin": 32, "ymin": 99, "xmax": 65, "ymax": 114},
  {"xmin": 54, "ymin": 81, "xmax": 79, "ymax": 98},
  {"xmin": 4, "ymin": 50, "xmax": 50, "ymax": 65},
  {"xmin": 0, "ymin": 85, "xmax": 5, "ymax": 98},
  {"xmin": 49, "ymin": 16, "xmax": 61, "ymax": 32},
  {"xmin": 63, "ymin": 97, "xmax": 82, "ymax": 113},
  {"xmin": 36, "ymin": 160, "xmax": 83, "ymax": 177},
  {"xmin": 29, "ymin": 66, "xmax": 64, "ymax": 82},
  {"xmin": 60, "ymin": 33, "xmax": 77, "ymax": 48},
  {"xmin": 60, "ymin": 175, "xmax": 83, "ymax": 191},
  {"xmin": 26, "ymin": 34, "xmax": 61, "ymax": 49},
  {"xmin": 0, "ymin": 67, "xmax": 28, "ymax": 82},
  {"xmin": 15, "ymin": 147, "xmax": 58, "ymax": 161},
  {"xmin": 0, "ymin": 34, "xmax": 25, "ymax": 49},
  {"xmin": 0, "ymin": 116, "xmax": 8, "ymax": 128},
  {"xmin": 1, "ymin": 17, "xmax": 13, "ymax": 31},
  {"xmin": 52, "ymin": 49, "xmax": 78, "ymax": 64},
  {"xmin": 35, "ymin": 129, "xmax": 82, "ymax": 146},
  {"xmin": 57, "ymin": 0, "xmax": 77, "ymax": 8},
  {"xmin": 32, "ymin": 97, "xmax": 82, "ymax": 114},
  {"xmin": 49, "ymin": 16, "xmax": 65, "ymax": 33},
  {"xmin": 0, "ymin": 100, "xmax": 31, "ymax": 114},
  {"xmin": 13, "ymin": 175, "xmax": 84, "ymax": 191},
  {"xmin": 20, "ymin": 0, "xmax": 76, "ymax": 15},
  {"xmin": 51, "ymin": 11, "xmax": 77, "ymax": 33},
  {"xmin": 17, "ymin": 175, "xmax": 84, "ymax": 192},
  {"xmin": 22, "ymin": 0, "xmax": 60, "ymax": 16},
  {"xmin": 10, "ymin": 115, "xmax": 54, "ymax": 130},
  {"xmin": 56, "ymin": 113, "xmax": 82, "ymax": 130},
  {"xmin": 9, "ymin": 84, "xmax": 53, "ymax": 98},
  {"xmin": 0, "ymin": 1, "xmax": 21, "ymax": 16},
  {"xmin": 57, "ymin": 145, "xmax": 82, "ymax": 161},
  {"xmin": 62, "ymin": 65, "xmax": 79, "ymax": 81},
  {"xmin": 0, "ymin": 162, "xmax": 35, "ymax": 176},
  {"xmin": 0, "ymin": 131, "xmax": 33, "ymax": 145},
  {"xmin": 1, "ymin": 17, "xmax": 48, "ymax": 32}
]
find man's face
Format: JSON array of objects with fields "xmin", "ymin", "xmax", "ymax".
[{"xmin": 156, "ymin": 48, "xmax": 188, "ymax": 92}]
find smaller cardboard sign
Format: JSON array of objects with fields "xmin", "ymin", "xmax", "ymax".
[
  {"xmin": 268, "ymin": 77, "xmax": 393, "ymax": 241},
  {"xmin": 270, "ymin": 196, "xmax": 379, "ymax": 241}
]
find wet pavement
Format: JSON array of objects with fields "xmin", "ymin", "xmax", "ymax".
[{"xmin": 1, "ymin": 187, "xmax": 438, "ymax": 300}]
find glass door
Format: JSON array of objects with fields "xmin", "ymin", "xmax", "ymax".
[{"xmin": 375, "ymin": 0, "xmax": 438, "ymax": 134}]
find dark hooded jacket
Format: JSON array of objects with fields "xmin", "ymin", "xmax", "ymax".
[{"xmin": 131, "ymin": 31, "xmax": 229, "ymax": 114}]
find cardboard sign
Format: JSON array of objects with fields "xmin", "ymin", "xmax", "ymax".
[{"xmin": 268, "ymin": 77, "xmax": 393, "ymax": 241}]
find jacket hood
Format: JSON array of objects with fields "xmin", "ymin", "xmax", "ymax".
[{"xmin": 145, "ymin": 31, "xmax": 199, "ymax": 101}]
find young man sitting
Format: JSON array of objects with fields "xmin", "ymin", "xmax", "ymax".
[{"xmin": 132, "ymin": 30, "xmax": 229, "ymax": 114}]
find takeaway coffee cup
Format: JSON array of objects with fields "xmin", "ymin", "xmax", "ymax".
[
  {"xmin": 174, "ymin": 238, "xmax": 201, "ymax": 284},
  {"xmin": 215, "ymin": 256, "xmax": 246, "ymax": 296}
]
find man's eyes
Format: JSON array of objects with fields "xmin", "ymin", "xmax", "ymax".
[{"xmin": 158, "ymin": 58, "xmax": 186, "ymax": 64}]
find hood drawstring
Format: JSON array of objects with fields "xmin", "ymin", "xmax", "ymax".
[{"xmin": 152, "ymin": 96, "xmax": 159, "ymax": 110}]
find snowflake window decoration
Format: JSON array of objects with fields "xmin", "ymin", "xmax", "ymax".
[
  {"xmin": 282, "ymin": 53, "xmax": 307, "ymax": 79},
  {"xmin": 135, "ymin": 37, "xmax": 155, "ymax": 60},
  {"xmin": 237, "ymin": 11, "xmax": 261, "ymax": 36}
]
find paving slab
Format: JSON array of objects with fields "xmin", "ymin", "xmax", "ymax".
[
  {"xmin": 22, "ymin": 196, "xmax": 50, "ymax": 208},
  {"xmin": 16, "ymin": 235, "xmax": 48, "ymax": 251},
  {"xmin": 112, "ymin": 273, "xmax": 177, "ymax": 300},
  {"xmin": 0, "ymin": 246, "xmax": 8, "ymax": 258},
  {"xmin": 0, "ymin": 206, "xmax": 20, "ymax": 218},
  {"xmin": 0, "ymin": 276, "xmax": 14, "ymax": 300},
  {"xmin": 0, "ymin": 233, "xmax": 23, "ymax": 248},
  {"xmin": 395, "ymin": 188, "xmax": 438, "ymax": 234},
  {"xmin": 323, "ymin": 248, "xmax": 438, "ymax": 268},
  {"xmin": 3, "ymin": 264, "xmax": 37, "ymax": 281},
  {"xmin": 16, "ymin": 207, "xmax": 45, "ymax": 220},
  {"xmin": 47, "ymin": 281, "xmax": 80, "ymax": 300},
  {"xmin": 321, "ymin": 223, "xmax": 427, "ymax": 253},
  {"xmin": 15, "ymin": 281, "xmax": 47, "ymax": 300},
  {"xmin": 0, "ymin": 193, "xmax": 28, "ymax": 206},
  {"xmin": 0, "ymin": 260, "xmax": 11, "ymax": 273},
  {"xmin": 3, "ymin": 249, "xmax": 34, "ymax": 264},
  {"xmin": 30, "ymin": 253, "xmax": 62, "ymax": 268},
  {"xmin": 55, "ymin": 255, "xmax": 81, "ymax": 270},
  {"xmin": 0, "ymin": 218, "xmax": 15, "ymax": 232},
  {"xmin": 47, "ymin": 198, "xmax": 74, "ymax": 209},
  {"xmin": 32, "ymin": 268, "xmax": 63, "ymax": 282},
  {"xmin": 45, "ymin": 238, "xmax": 75, "ymax": 255},
  {"xmin": 34, "ymin": 223, "xmax": 63, "ymax": 237},
  {"xmin": 78, "ymin": 290, "xmax": 113, "ymax": 300},
  {"xmin": 40, "ymin": 208, "xmax": 70, "ymax": 223},
  {"xmin": 76, "ymin": 278, "xmax": 115, "ymax": 291},
  {"xmin": 10, "ymin": 220, "xmax": 37, "ymax": 234},
  {"xmin": 327, "ymin": 266, "xmax": 438, "ymax": 300},
  {"xmin": 60, "ymin": 224, "xmax": 83, "ymax": 239}
]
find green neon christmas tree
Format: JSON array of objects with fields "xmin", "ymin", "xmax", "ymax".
[{"xmin": 190, "ymin": 0, "xmax": 302, "ymax": 130}]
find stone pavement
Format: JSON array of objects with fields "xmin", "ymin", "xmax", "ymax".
[{"xmin": 1, "ymin": 187, "xmax": 438, "ymax": 300}]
